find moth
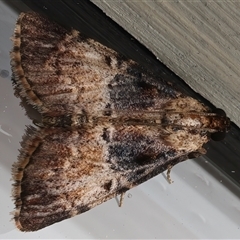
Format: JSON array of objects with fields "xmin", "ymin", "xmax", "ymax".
[{"xmin": 10, "ymin": 12, "xmax": 230, "ymax": 231}]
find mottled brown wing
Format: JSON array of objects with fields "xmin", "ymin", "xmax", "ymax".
[
  {"xmin": 11, "ymin": 12, "xmax": 230, "ymax": 232},
  {"xmin": 12, "ymin": 123, "xmax": 205, "ymax": 232},
  {"xmin": 11, "ymin": 12, "xmax": 185, "ymax": 117}
]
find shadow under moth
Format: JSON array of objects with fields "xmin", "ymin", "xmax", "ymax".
[{"xmin": 10, "ymin": 12, "xmax": 230, "ymax": 231}]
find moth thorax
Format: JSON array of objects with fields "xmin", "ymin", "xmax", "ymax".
[{"xmin": 162, "ymin": 111, "xmax": 230, "ymax": 132}]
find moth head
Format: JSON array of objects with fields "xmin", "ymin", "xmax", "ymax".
[{"xmin": 210, "ymin": 108, "xmax": 231, "ymax": 141}]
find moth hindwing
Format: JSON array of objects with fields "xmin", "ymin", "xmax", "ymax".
[{"xmin": 10, "ymin": 12, "xmax": 230, "ymax": 231}]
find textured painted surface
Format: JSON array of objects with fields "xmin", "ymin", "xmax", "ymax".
[{"xmin": 91, "ymin": 1, "xmax": 240, "ymax": 127}]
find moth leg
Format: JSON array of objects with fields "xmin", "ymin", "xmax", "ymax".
[
  {"xmin": 167, "ymin": 165, "xmax": 174, "ymax": 184},
  {"xmin": 33, "ymin": 120, "xmax": 44, "ymax": 128},
  {"xmin": 119, "ymin": 192, "xmax": 125, "ymax": 207}
]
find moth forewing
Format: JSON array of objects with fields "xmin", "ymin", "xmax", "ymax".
[{"xmin": 10, "ymin": 12, "xmax": 230, "ymax": 231}]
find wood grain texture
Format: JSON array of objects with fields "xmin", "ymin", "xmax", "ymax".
[{"xmin": 91, "ymin": 0, "xmax": 240, "ymax": 127}]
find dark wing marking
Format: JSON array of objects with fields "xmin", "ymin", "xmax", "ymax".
[
  {"xmin": 12, "ymin": 123, "xmax": 207, "ymax": 231},
  {"xmin": 11, "ymin": 12, "xmax": 185, "ymax": 117}
]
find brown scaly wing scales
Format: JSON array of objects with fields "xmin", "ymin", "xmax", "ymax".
[
  {"xmin": 12, "ymin": 123, "xmax": 205, "ymax": 231},
  {"xmin": 10, "ymin": 12, "xmax": 184, "ymax": 117},
  {"xmin": 10, "ymin": 12, "xmax": 230, "ymax": 231}
]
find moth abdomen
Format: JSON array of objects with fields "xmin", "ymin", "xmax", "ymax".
[{"xmin": 41, "ymin": 113, "xmax": 88, "ymax": 127}]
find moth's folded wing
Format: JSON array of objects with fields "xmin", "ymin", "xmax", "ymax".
[
  {"xmin": 10, "ymin": 12, "xmax": 182, "ymax": 116},
  {"xmin": 12, "ymin": 124, "xmax": 204, "ymax": 231}
]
